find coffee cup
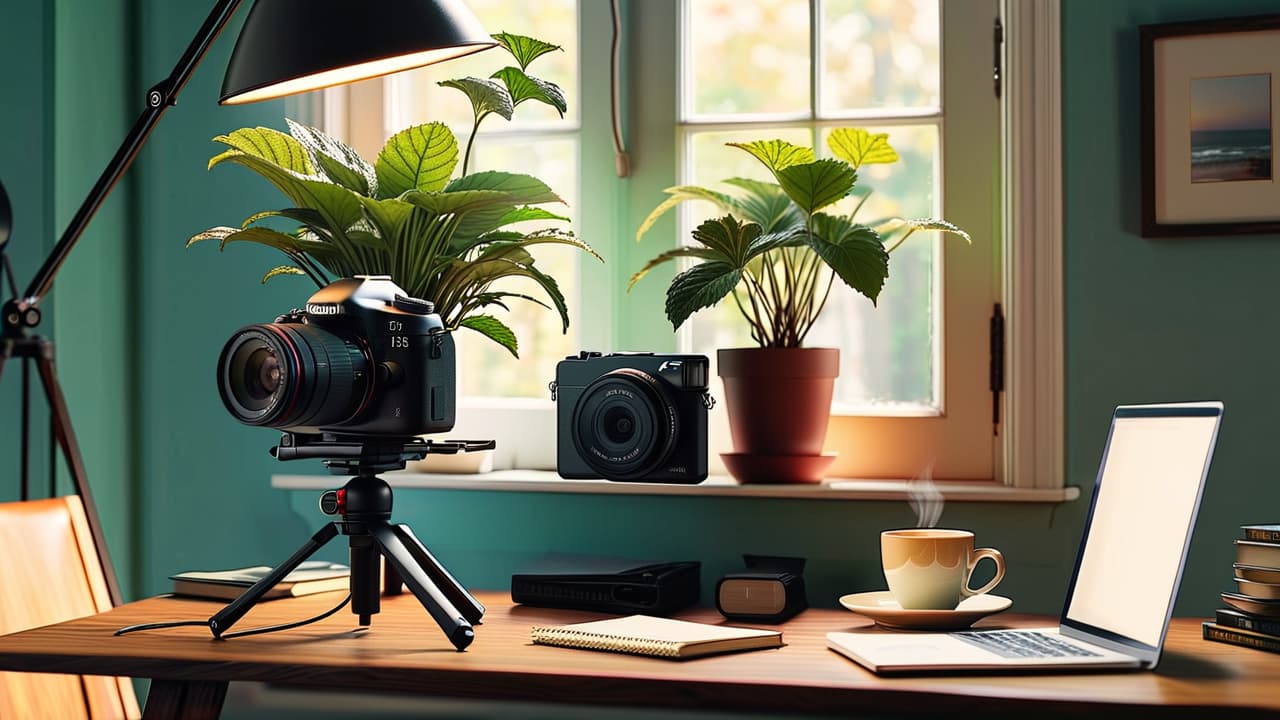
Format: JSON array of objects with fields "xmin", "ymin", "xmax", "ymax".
[{"xmin": 881, "ymin": 529, "xmax": 1006, "ymax": 610}]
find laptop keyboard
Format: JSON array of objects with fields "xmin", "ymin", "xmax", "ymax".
[{"xmin": 951, "ymin": 630, "xmax": 1104, "ymax": 659}]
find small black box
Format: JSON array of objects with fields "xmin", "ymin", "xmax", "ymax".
[{"xmin": 510, "ymin": 554, "xmax": 700, "ymax": 616}]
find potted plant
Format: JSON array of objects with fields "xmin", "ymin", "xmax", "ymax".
[
  {"xmin": 632, "ymin": 129, "xmax": 968, "ymax": 483},
  {"xmin": 189, "ymin": 33, "xmax": 598, "ymax": 359}
]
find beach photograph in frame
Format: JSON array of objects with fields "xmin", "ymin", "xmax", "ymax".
[
  {"xmin": 1141, "ymin": 14, "xmax": 1280, "ymax": 237},
  {"xmin": 1189, "ymin": 74, "xmax": 1271, "ymax": 184}
]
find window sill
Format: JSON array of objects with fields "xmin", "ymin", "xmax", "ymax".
[{"xmin": 271, "ymin": 471, "xmax": 1080, "ymax": 503}]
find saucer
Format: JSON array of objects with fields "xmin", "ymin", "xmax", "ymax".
[
  {"xmin": 720, "ymin": 452, "xmax": 837, "ymax": 484},
  {"xmin": 838, "ymin": 591, "xmax": 1012, "ymax": 630}
]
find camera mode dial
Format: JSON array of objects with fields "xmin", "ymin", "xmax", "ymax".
[{"xmin": 391, "ymin": 294, "xmax": 434, "ymax": 315}]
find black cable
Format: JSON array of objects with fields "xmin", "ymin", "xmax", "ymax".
[
  {"xmin": 221, "ymin": 593, "xmax": 351, "ymax": 639},
  {"xmin": 113, "ymin": 593, "xmax": 352, "ymax": 638},
  {"xmin": 113, "ymin": 619, "xmax": 207, "ymax": 636}
]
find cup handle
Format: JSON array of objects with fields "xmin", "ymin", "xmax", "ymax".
[{"xmin": 961, "ymin": 547, "xmax": 1006, "ymax": 598}]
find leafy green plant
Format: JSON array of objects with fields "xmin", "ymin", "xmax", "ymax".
[
  {"xmin": 189, "ymin": 33, "xmax": 597, "ymax": 358},
  {"xmin": 632, "ymin": 129, "xmax": 969, "ymax": 348}
]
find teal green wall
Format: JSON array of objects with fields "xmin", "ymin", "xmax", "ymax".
[
  {"xmin": 1061, "ymin": 0, "xmax": 1280, "ymax": 618},
  {"xmin": 0, "ymin": 3, "xmax": 55, "ymax": 503},
  {"xmin": 8, "ymin": 0, "xmax": 1280, "ymax": 627}
]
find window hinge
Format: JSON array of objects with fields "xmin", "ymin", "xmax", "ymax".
[
  {"xmin": 990, "ymin": 302, "xmax": 1005, "ymax": 435},
  {"xmin": 993, "ymin": 17, "xmax": 1004, "ymax": 99}
]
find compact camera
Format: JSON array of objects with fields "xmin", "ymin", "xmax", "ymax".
[
  {"xmin": 553, "ymin": 351, "xmax": 712, "ymax": 483},
  {"xmin": 216, "ymin": 275, "xmax": 456, "ymax": 438}
]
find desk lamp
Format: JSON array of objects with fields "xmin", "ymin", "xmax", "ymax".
[{"xmin": 0, "ymin": 0, "xmax": 495, "ymax": 606}]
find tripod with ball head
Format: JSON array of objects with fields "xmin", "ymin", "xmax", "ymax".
[{"xmin": 207, "ymin": 433, "xmax": 494, "ymax": 650}]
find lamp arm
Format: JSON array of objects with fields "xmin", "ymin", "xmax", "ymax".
[{"xmin": 6, "ymin": 0, "xmax": 246, "ymax": 328}]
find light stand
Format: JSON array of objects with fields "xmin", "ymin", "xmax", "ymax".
[
  {"xmin": 0, "ymin": 0, "xmax": 494, "ymax": 608},
  {"xmin": 0, "ymin": 0, "xmax": 248, "ymax": 607},
  {"xmin": 207, "ymin": 434, "xmax": 495, "ymax": 650}
]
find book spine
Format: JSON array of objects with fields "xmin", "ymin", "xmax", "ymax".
[
  {"xmin": 1244, "ymin": 528, "xmax": 1280, "ymax": 543},
  {"xmin": 1215, "ymin": 609, "xmax": 1280, "ymax": 637},
  {"xmin": 1203, "ymin": 622, "xmax": 1280, "ymax": 656},
  {"xmin": 530, "ymin": 626, "xmax": 681, "ymax": 658}
]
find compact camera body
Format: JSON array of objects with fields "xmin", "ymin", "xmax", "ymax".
[
  {"xmin": 217, "ymin": 275, "xmax": 456, "ymax": 438},
  {"xmin": 553, "ymin": 351, "xmax": 711, "ymax": 483}
]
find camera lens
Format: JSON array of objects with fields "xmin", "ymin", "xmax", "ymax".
[
  {"xmin": 217, "ymin": 323, "xmax": 373, "ymax": 429},
  {"xmin": 572, "ymin": 369, "xmax": 679, "ymax": 480}
]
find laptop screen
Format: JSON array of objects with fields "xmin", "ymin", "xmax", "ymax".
[{"xmin": 1062, "ymin": 403, "xmax": 1222, "ymax": 650}]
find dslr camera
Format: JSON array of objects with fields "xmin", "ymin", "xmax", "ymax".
[
  {"xmin": 553, "ymin": 351, "xmax": 712, "ymax": 483},
  {"xmin": 216, "ymin": 275, "xmax": 456, "ymax": 438}
]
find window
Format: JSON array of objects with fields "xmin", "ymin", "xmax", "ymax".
[{"xmin": 326, "ymin": 0, "xmax": 1063, "ymax": 489}]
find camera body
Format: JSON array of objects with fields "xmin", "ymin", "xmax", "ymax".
[
  {"xmin": 554, "ymin": 351, "xmax": 711, "ymax": 483},
  {"xmin": 217, "ymin": 275, "xmax": 455, "ymax": 438}
]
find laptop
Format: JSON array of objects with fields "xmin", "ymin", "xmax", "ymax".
[{"xmin": 827, "ymin": 401, "xmax": 1224, "ymax": 675}]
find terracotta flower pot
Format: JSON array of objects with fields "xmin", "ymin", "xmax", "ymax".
[{"xmin": 717, "ymin": 347, "xmax": 839, "ymax": 482}]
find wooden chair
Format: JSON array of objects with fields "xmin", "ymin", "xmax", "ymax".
[{"xmin": 0, "ymin": 496, "xmax": 139, "ymax": 719}]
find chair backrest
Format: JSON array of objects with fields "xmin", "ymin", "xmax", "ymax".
[{"xmin": 0, "ymin": 495, "xmax": 139, "ymax": 719}]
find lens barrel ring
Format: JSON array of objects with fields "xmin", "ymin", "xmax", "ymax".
[
  {"xmin": 217, "ymin": 321, "xmax": 373, "ymax": 429},
  {"xmin": 571, "ymin": 368, "xmax": 680, "ymax": 480}
]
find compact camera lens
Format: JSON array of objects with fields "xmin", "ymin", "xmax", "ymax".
[
  {"xmin": 217, "ymin": 323, "xmax": 373, "ymax": 429},
  {"xmin": 571, "ymin": 369, "xmax": 679, "ymax": 480},
  {"xmin": 603, "ymin": 406, "xmax": 636, "ymax": 444}
]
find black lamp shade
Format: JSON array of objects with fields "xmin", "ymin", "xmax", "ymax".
[{"xmin": 220, "ymin": 0, "xmax": 496, "ymax": 105}]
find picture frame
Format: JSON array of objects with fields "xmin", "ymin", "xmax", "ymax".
[{"xmin": 1140, "ymin": 14, "xmax": 1280, "ymax": 237}]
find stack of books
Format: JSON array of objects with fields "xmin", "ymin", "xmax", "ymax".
[
  {"xmin": 1203, "ymin": 524, "xmax": 1280, "ymax": 654},
  {"xmin": 170, "ymin": 560, "xmax": 350, "ymax": 601}
]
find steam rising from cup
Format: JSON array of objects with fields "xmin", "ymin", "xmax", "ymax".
[{"xmin": 907, "ymin": 460, "xmax": 944, "ymax": 528}]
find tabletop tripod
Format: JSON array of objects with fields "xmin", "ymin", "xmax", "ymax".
[{"xmin": 207, "ymin": 433, "xmax": 495, "ymax": 650}]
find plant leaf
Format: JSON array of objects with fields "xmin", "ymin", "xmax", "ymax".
[
  {"xmin": 628, "ymin": 246, "xmax": 719, "ymax": 290},
  {"xmin": 775, "ymin": 159, "xmax": 856, "ymax": 215},
  {"xmin": 727, "ymin": 139, "xmax": 815, "ymax": 174},
  {"xmin": 375, "ymin": 122, "xmax": 459, "ymax": 197},
  {"xmin": 497, "ymin": 206, "xmax": 571, "ymax": 225},
  {"xmin": 286, "ymin": 118, "xmax": 376, "ymax": 196},
  {"xmin": 827, "ymin": 128, "xmax": 899, "ymax": 170},
  {"xmin": 721, "ymin": 178, "xmax": 803, "ymax": 233},
  {"xmin": 439, "ymin": 77, "xmax": 514, "ymax": 122},
  {"xmin": 261, "ymin": 265, "xmax": 306, "ymax": 283},
  {"xmin": 806, "ymin": 214, "xmax": 888, "ymax": 305},
  {"xmin": 689, "ymin": 215, "xmax": 761, "ymax": 268},
  {"xmin": 492, "ymin": 32, "xmax": 563, "ymax": 71},
  {"xmin": 446, "ymin": 171, "xmax": 562, "ymax": 204},
  {"xmin": 211, "ymin": 127, "xmax": 314, "ymax": 175},
  {"xmin": 635, "ymin": 185, "xmax": 738, "ymax": 241},
  {"xmin": 404, "ymin": 189, "xmax": 512, "ymax": 215},
  {"xmin": 491, "ymin": 67, "xmax": 567, "ymax": 116},
  {"xmin": 459, "ymin": 314, "xmax": 519, "ymax": 358},
  {"xmin": 665, "ymin": 261, "xmax": 743, "ymax": 331},
  {"xmin": 218, "ymin": 226, "xmax": 309, "ymax": 253},
  {"xmin": 876, "ymin": 217, "xmax": 972, "ymax": 246},
  {"xmin": 210, "ymin": 153, "xmax": 364, "ymax": 235},
  {"xmin": 187, "ymin": 226, "xmax": 237, "ymax": 248}
]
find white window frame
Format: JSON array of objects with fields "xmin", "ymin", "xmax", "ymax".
[{"xmin": 319, "ymin": 0, "xmax": 1063, "ymax": 493}]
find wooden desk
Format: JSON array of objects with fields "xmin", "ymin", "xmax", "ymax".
[{"xmin": 0, "ymin": 591, "xmax": 1276, "ymax": 718}]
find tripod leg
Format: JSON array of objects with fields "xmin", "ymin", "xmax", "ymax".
[
  {"xmin": 391, "ymin": 524, "xmax": 485, "ymax": 624},
  {"xmin": 35, "ymin": 349, "xmax": 123, "ymax": 606},
  {"xmin": 208, "ymin": 522, "xmax": 340, "ymax": 638},
  {"xmin": 349, "ymin": 534, "xmax": 380, "ymax": 626},
  {"xmin": 369, "ymin": 523, "xmax": 473, "ymax": 651}
]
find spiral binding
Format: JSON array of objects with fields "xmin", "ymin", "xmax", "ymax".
[{"xmin": 530, "ymin": 626, "xmax": 681, "ymax": 658}]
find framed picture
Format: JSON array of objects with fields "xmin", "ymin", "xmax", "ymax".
[{"xmin": 1141, "ymin": 14, "xmax": 1280, "ymax": 237}]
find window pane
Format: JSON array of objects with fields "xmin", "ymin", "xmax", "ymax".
[
  {"xmin": 813, "ymin": 125, "xmax": 939, "ymax": 409},
  {"xmin": 820, "ymin": 0, "xmax": 940, "ymax": 113},
  {"xmin": 390, "ymin": 0, "xmax": 578, "ymax": 133},
  {"xmin": 453, "ymin": 137, "xmax": 580, "ymax": 399},
  {"xmin": 685, "ymin": 0, "xmax": 811, "ymax": 118}
]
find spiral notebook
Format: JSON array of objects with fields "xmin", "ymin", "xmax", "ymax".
[{"xmin": 530, "ymin": 615, "xmax": 782, "ymax": 659}]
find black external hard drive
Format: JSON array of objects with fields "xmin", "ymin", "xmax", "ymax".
[{"xmin": 510, "ymin": 553, "xmax": 700, "ymax": 616}]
